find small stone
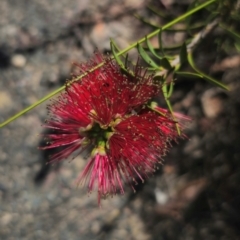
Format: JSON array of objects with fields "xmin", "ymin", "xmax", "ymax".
[
  {"xmin": 201, "ymin": 88, "xmax": 226, "ymax": 118},
  {"xmin": 0, "ymin": 91, "xmax": 12, "ymax": 111},
  {"xmin": 11, "ymin": 54, "xmax": 26, "ymax": 68},
  {"xmin": 1, "ymin": 213, "xmax": 12, "ymax": 226},
  {"xmin": 155, "ymin": 188, "xmax": 169, "ymax": 205},
  {"xmin": 91, "ymin": 221, "xmax": 100, "ymax": 234}
]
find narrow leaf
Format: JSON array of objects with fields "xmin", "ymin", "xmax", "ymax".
[
  {"xmin": 110, "ymin": 39, "xmax": 125, "ymax": 69},
  {"xmin": 188, "ymin": 52, "xmax": 229, "ymax": 90},
  {"xmin": 175, "ymin": 71, "xmax": 203, "ymax": 78},
  {"xmin": 162, "ymin": 83, "xmax": 181, "ymax": 135},
  {"xmin": 158, "ymin": 29, "xmax": 165, "ymax": 56},
  {"xmin": 144, "ymin": 39, "xmax": 191, "ymax": 52},
  {"xmin": 124, "ymin": 54, "xmax": 129, "ymax": 69},
  {"xmin": 137, "ymin": 43, "xmax": 159, "ymax": 68},
  {"xmin": 180, "ymin": 42, "xmax": 188, "ymax": 65},
  {"xmin": 145, "ymin": 37, "xmax": 163, "ymax": 60},
  {"xmin": 161, "ymin": 57, "xmax": 172, "ymax": 70},
  {"xmin": 167, "ymin": 81, "xmax": 174, "ymax": 98}
]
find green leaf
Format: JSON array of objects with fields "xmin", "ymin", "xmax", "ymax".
[
  {"xmin": 162, "ymin": 83, "xmax": 180, "ymax": 135},
  {"xmin": 161, "ymin": 57, "xmax": 172, "ymax": 70},
  {"xmin": 149, "ymin": 45, "xmax": 180, "ymax": 51},
  {"xmin": 187, "ymin": 52, "xmax": 229, "ymax": 90},
  {"xmin": 167, "ymin": 81, "xmax": 174, "ymax": 98},
  {"xmin": 164, "ymin": 22, "xmax": 206, "ymax": 32},
  {"xmin": 110, "ymin": 39, "xmax": 125, "ymax": 69},
  {"xmin": 145, "ymin": 37, "xmax": 163, "ymax": 60},
  {"xmin": 180, "ymin": 42, "xmax": 188, "ymax": 65},
  {"xmin": 158, "ymin": 29, "xmax": 165, "ymax": 56},
  {"xmin": 144, "ymin": 39, "xmax": 191, "ymax": 52},
  {"xmin": 137, "ymin": 43, "xmax": 159, "ymax": 68},
  {"xmin": 175, "ymin": 71, "xmax": 203, "ymax": 78},
  {"xmin": 124, "ymin": 53, "xmax": 129, "ymax": 69}
]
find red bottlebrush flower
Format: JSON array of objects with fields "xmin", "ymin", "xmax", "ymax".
[{"xmin": 41, "ymin": 52, "xmax": 188, "ymax": 205}]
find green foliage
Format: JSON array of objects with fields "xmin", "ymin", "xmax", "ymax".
[
  {"xmin": 110, "ymin": 39, "xmax": 126, "ymax": 70},
  {"xmin": 121, "ymin": 0, "xmax": 231, "ymax": 131},
  {"xmin": 1, "ymin": 0, "xmax": 235, "ymax": 128},
  {"xmin": 208, "ymin": 0, "xmax": 240, "ymax": 53}
]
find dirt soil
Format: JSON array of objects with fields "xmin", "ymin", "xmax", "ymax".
[{"xmin": 0, "ymin": 0, "xmax": 240, "ymax": 240}]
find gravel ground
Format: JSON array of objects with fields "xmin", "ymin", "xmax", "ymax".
[{"xmin": 1, "ymin": 1, "xmax": 240, "ymax": 240}]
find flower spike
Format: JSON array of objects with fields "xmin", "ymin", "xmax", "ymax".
[{"xmin": 41, "ymin": 52, "xmax": 189, "ymax": 205}]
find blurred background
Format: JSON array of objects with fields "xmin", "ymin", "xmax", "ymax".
[{"xmin": 0, "ymin": 0, "xmax": 240, "ymax": 239}]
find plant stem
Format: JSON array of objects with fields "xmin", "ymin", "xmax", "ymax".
[
  {"xmin": 0, "ymin": 0, "xmax": 217, "ymax": 128},
  {"xmin": 0, "ymin": 86, "xmax": 64, "ymax": 128},
  {"xmin": 118, "ymin": 0, "xmax": 217, "ymax": 56}
]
